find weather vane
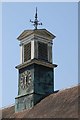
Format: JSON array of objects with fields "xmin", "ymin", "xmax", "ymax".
[{"xmin": 30, "ymin": 7, "xmax": 42, "ymax": 30}]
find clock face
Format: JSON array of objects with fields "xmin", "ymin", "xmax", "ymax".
[{"xmin": 20, "ymin": 70, "xmax": 31, "ymax": 90}]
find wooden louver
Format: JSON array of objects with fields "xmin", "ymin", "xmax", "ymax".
[
  {"xmin": 24, "ymin": 42, "xmax": 31, "ymax": 62},
  {"xmin": 38, "ymin": 42, "xmax": 48, "ymax": 61}
]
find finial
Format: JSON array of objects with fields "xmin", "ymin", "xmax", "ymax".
[{"xmin": 30, "ymin": 7, "xmax": 42, "ymax": 30}]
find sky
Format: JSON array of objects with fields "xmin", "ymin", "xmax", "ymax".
[
  {"xmin": 0, "ymin": 3, "xmax": 2, "ymax": 109},
  {"xmin": 1, "ymin": 2, "xmax": 78, "ymax": 108}
]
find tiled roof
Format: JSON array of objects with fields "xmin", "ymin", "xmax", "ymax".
[{"xmin": 2, "ymin": 85, "xmax": 79, "ymax": 118}]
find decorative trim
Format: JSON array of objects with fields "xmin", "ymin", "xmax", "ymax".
[{"xmin": 15, "ymin": 59, "xmax": 57, "ymax": 69}]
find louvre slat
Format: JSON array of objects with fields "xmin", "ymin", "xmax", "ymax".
[
  {"xmin": 24, "ymin": 42, "xmax": 31, "ymax": 62},
  {"xmin": 38, "ymin": 42, "xmax": 48, "ymax": 61}
]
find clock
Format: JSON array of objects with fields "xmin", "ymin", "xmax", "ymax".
[{"xmin": 20, "ymin": 70, "xmax": 31, "ymax": 90}]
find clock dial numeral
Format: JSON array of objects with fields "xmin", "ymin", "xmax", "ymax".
[{"xmin": 20, "ymin": 70, "xmax": 31, "ymax": 90}]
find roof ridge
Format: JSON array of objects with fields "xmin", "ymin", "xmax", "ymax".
[
  {"xmin": 58, "ymin": 83, "xmax": 79, "ymax": 92},
  {"xmin": 1, "ymin": 103, "xmax": 15, "ymax": 110}
]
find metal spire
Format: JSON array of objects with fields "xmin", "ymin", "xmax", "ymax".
[{"xmin": 30, "ymin": 7, "xmax": 42, "ymax": 30}]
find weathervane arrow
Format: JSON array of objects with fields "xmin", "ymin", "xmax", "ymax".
[{"xmin": 30, "ymin": 7, "xmax": 42, "ymax": 30}]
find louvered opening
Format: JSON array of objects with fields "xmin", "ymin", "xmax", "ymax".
[
  {"xmin": 24, "ymin": 42, "xmax": 31, "ymax": 62},
  {"xmin": 38, "ymin": 42, "xmax": 48, "ymax": 61}
]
